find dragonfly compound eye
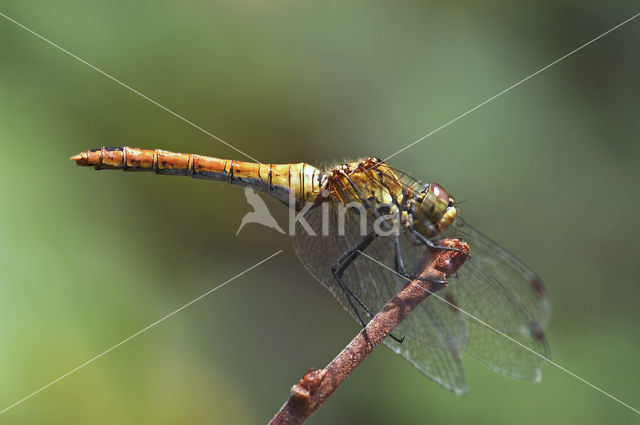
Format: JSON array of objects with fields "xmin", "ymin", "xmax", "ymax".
[{"xmin": 430, "ymin": 183, "xmax": 449, "ymax": 203}]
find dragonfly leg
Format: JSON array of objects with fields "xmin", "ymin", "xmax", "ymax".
[
  {"xmin": 394, "ymin": 233, "xmax": 407, "ymax": 275},
  {"xmin": 388, "ymin": 333, "xmax": 405, "ymax": 343},
  {"xmin": 331, "ymin": 233, "xmax": 382, "ymax": 346},
  {"xmin": 331, "ymin": 233, "xmax": 405, "ymax": 345},
  {"xmin": 409, "ymin": 227, "xmax": 470, "ymax": 258},
  {"xmin": 394, "ymin": 233, "xmax": 448, "ymax": 285}
]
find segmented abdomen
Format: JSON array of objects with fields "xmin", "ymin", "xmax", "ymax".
[{"xmin": 71, "ymin": 146, "xmax": 326, "ymax": 208}]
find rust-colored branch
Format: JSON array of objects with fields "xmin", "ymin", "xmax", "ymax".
[{"xmin": 269, "ymin": 238, "xmax": 470, "ymax": 425}]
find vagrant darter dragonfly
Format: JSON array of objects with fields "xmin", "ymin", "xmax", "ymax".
[{"xmin": 71, "ymin": 146, "xmax": 550, "ymax": 394}]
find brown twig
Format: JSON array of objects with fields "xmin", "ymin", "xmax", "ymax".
[{"xmin": 269, "ymin": 238, "xmax": 470, "ymax": 425}]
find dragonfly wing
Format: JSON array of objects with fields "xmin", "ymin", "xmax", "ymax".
[
  {"xmin": 391, "ymin": 284, "xmax": 468, "ymax": 394},
  {"xmin": 293, "ymin": 202, "xmax": 468, "ymax": 393},
  {"xmin": 438, "ymin": 217, "xmax": 551, "ymax": 381}
]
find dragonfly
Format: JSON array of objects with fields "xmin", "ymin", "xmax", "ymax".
[{"xmin": 71, "ymin": 146, "xmax": 550, "ymax": 395}]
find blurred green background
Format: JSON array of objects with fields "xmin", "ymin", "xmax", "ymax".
[{"xmin": 1, "ymin": 1, "xmax": 639, "ymax": 424}]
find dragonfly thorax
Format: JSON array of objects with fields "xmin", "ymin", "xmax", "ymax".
[{"xmin": 411, "ymin": 183, "xmax": 457, "ymax": 237}]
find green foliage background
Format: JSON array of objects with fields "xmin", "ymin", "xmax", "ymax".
[{"xmin": 1, "ymin": 1, "xmax": 639, "ymax": 424}]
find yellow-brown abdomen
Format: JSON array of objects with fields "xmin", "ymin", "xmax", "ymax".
[{"xmin": 71, "ymin": 146, "xmax": 325, "ymax": 208}]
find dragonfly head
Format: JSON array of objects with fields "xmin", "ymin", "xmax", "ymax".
[{"xmin": 413, "ymin": 183, "xmax": 457, "ymax": 237}]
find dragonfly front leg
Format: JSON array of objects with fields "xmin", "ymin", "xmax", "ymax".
[
  {"xmin": 408, "ymin": 227, "xmax": 470, "ymax": 258},
  {"xmin": 395, "ymin": 233, "xmax": 447, "ymax": 286}
]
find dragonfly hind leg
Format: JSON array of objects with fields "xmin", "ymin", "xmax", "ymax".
[{"xmin": 331, "ymin": 233, "xmax": 405, "ymax": 345}]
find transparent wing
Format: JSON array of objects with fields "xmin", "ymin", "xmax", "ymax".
[
  {"xmin": 293, "ymin": 201, "xmax": 469, "ymax": 394},
  {"xmin": 437, "ymin": 217, "xmax": 551, "ymax": 380},
  {"xmin": 446, "ymin": 218, "xmax": 551, "ymax": 326},
  {"xmin": 381, "ymin": 215, "xmax": 551, "ymax": 382}
]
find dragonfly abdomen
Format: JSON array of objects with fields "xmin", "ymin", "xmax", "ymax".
[{"xmin": 71, "ymin": 146, "xmax": 325, "ymax": 208}]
